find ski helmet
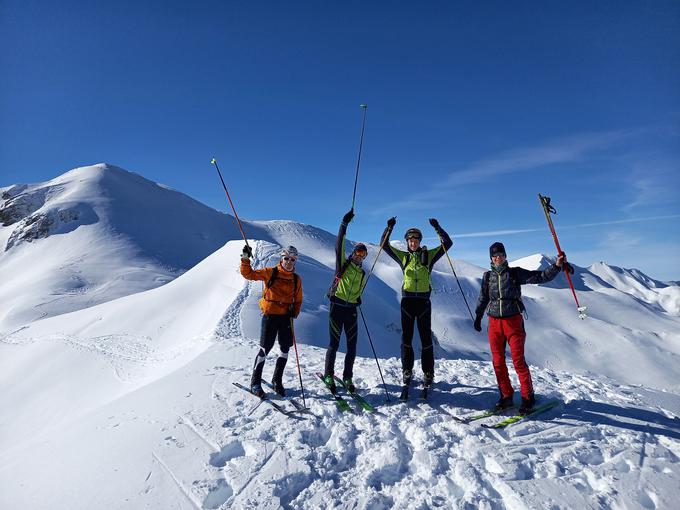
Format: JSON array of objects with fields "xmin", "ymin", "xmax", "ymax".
[
  {"xmin": 404, "ymin": 228, "xmax": 422, "ymax": 241},
  {"xmin": 281, "ymin": 245, "xmax": 299, "ymax": 258},
  {"xmin": 353, "ymin": 243, "xmax": 368, "ymax": 257},
  {"xmin": 489, "ymin": 242, "xmax": 506, "ymax": 259}
]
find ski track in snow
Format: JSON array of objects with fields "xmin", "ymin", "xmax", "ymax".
[
  {"xmin": 140, "ymin": 273, "xmax": 680, "ymax": 510},
  {"xmin": 149, "ymin": 342, "xmax": 680, "ymax": 510}
]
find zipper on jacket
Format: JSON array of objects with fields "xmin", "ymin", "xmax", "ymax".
[{"xmin": 497, "ymin": 270, "xmax": 503, "ymax": 316}]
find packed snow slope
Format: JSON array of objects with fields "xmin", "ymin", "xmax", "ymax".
[
  {"xmin": 0, "ymin": 163, "xmax": 336, "ymax": 332},
  {"xmin": 1, "ymin": 164, "xmax": 679, "ymax": 508},
  {"xmin": 1, "ymin": 240, "xmax": 679, "ymax": 509}
]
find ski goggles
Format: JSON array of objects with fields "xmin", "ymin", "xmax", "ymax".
[
  {"xmin": 282, "ymin": 256, "xmax": 297, "ymax": 262},
  {"xmin": 352, "ymin": 249, "xmax": 368, "ymax": 259}
]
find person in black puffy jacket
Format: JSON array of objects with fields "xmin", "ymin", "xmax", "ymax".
[{"xmin": 474, "ymin": 242, "xmax": 570, "ymax": 415}]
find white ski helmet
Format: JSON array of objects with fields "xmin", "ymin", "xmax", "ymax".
[{"xmin": 281, "ymin": 245, "xmax": 299, "ymax": 258}]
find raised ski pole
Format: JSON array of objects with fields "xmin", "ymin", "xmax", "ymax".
[
  {"xmin": 350, "ymin": 104, "xmax": 368, "ymax": 211},
  {"xmin": 361, "ymin": 223, "xmax": 393, "ymax": 291},
  {"xmin": 538, "ymin": 193, "xmax": 587, "ymax": 319},
  {"xmin": 211, "ymin": 158, "xmax": 250, "ymax": 248},
  {"xmin": 358, "ymin": 307, "xmax": 390, "ymax": 402},
  {"xmin": 289, "ymin": 316, "xmax": 307, "ymax": 408},
  {"xmin": 438, "ymin": 235, "xmax": 475, "ymax": 321}
]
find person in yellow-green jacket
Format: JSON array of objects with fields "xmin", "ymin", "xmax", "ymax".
[
  {"xmin": 380, "ymin": 217, "xmax": 453, "ymax": 400},
  {"xmin": 323, "ymin": 209, "xmax": 368, "ymax": 394}
]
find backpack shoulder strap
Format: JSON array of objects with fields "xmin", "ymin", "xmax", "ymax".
[{"xmin": 266, "ymin": 266, "xmax": 279, "ymax": 289}]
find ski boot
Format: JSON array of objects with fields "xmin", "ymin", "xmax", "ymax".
[
  {"xmin": 495, "ymin": 394, "xmax": 514, "ymax": 411},
  {"xmin": 250, "ymin": 384, "xmax": 266, "ymax": 399},
  {"xmin": 343, "ymin": 377, "xmax": 356, "ymax": 393},
  {"xmin": 400, "ymin": 370, "xmax": 412, "ymax": 401},
  {"xmin": 518, "ymin": 393, "xmax": 536, "ymax": 415},
  {"xmin": 421, "ymin": 372, "xmax": 434, "ymax": 400},
  {"xmin": 271, "ymin": 378, "xmax": 285, "ymax": 397},
  {"xmin": 323, "ymin": 374, "xmax": 337, "ymax": 394}
]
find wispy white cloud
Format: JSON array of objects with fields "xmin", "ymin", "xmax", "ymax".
[
  {"xmin": 443, "ymin": 214, "xmax": 680, "ymax": 239},
  {"xmin": 624, "ymin": 159, "xmax": 679, "ymax": 211},
  {"xmin": 371, "ymin": 129, "xmax": 633, "ymax": 215}
]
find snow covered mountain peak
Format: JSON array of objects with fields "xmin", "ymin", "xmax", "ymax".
[{"xmin": 1, "ymin": 164, "xmax": 679, "ymax": 509}]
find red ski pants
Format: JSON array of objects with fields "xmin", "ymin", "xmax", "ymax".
[{"xmin": 488, "ymin": 314, "xmax": 533, "ymax": 399}]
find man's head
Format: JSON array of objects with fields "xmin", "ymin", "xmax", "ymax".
[
  {"xmin": 351, "ymin": 243, "xmax": 368, "ymax": 264},
  {"xmin": 281, "ymin": 245, "xmax": 298, "ymax": 271},
  {"xmin": 489, "ymin": 242, "xmax": 507, "ymax": 265},
  {"xmin": 404, "ymin": 228, "xmax": 422, "ymax": 251}
]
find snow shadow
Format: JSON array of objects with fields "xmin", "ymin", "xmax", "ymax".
[{"xmin": 558, "ymin": 400, "xmax": 680, "ymax": 440}]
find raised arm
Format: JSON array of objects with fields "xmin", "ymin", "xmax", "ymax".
[
  {"xmin": 427, "ymin": 218, "xmax": 453, "ymax": 268},
  {"xmin": 335, "ymin": 209, "xmax": 354, "ymax": 271},
  {"xmin": 380, "ymin": 217, "xmax": 407, "ymax": 268}
]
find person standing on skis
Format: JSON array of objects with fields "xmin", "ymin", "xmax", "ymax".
[
  {"xmin": 380, "ymin": 217, "xmax": 453, "ymax": 399},
  {"xmin": 323, "ymin": 209, "xmax": 368, "ymax": 394},
  {"xmin": 474, "ymin": 242, "xmax": 570, "ymax": 414},
  {"xmin": 240, "ymin": 244, "xmax": 303, "ymax": 398}
]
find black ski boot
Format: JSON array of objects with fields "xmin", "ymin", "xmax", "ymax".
[
  {"xmin": 494, "ymin": 394, "xmax": 514, "ymax": 411},
  {"xmin": 343, "ymin": 377, "xmax": 356, "ymax": 393},
  {"xmin": 519, "ymin": 393, "xmax": 536, "ymax": 415},
  {"xmin": 250, "ymin": 383, "xmax": 266, "ymax": 399},
  {"xmin": 400, "ymin": 370, "xmax": 412, "ymax": 401},
  {"xmin": 399, "ymin": 385, "xmax": 410, "ymax": 401},
  {"xmin": 421, "ymin": 372, "xmax": 434, "ymax": 400},
  {"xmin": 271, "ymin": 357, "xmax": 287, "ymax": 396},
  {"xmin": 271, "ymin": 378, "xmax": 285, "ymax": 397}
]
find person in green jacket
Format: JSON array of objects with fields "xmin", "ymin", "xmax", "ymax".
[
  {"xmin": 380, "ymin": 217, "xmax": 453, "ymax": 399},
  {"xmin": 323, "ymin": 209, "xmax": 368, "ymax": 393}
]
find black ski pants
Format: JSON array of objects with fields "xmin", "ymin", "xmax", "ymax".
[
  {"xmin": 251, "ymin": 314, "xmax": 293, "ymax": 387},
  {"xmin": 400, "ymin": 297, "xmax": 434, "ymax": 382},
  {"xmin": 324, "ymin": 303, "xmax": 358, "ymax": 380}
]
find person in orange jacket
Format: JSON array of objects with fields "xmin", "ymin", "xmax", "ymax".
[{"xmin": 241, "ymin": 244, "xmax": 303, "ymax": 398}]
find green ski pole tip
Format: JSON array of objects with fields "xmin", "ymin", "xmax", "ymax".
[{"xmin": 211, "ymin": 158, "xmax": 216, "ymax": 164}]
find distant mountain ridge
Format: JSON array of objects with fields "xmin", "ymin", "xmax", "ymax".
[{"xmin": 1, "ymin": 163, "xmax": 679, "ymax": 393}]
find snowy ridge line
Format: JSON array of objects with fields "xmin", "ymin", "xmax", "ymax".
[{"xmin": 214, "ymin": 240, "xmax": 283, "ymax": 341}]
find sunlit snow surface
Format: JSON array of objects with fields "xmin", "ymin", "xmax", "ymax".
[{"xmin": 1, "ymin": 165, "xmax": 678, "ymax": 509}]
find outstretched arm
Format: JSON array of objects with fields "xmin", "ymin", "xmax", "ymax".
[{"xmin": 515, "ymin": 263, "xmax": 561, "ymax": 285}]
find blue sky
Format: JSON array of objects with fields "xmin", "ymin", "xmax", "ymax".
[{"xmin": 1, "ymin": 1, "xmax": 679, "ymax": 279}]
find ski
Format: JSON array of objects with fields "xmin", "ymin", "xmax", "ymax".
[
  {"xmin": 316, "ymin": 373, "xmax": 352, "ymax": 412},
  {"xmin": 419, "ymin": 385, "xmax": 430, "ymax": 400},
  {"xmin": 452, "ymin": 405, "xmax": 517, "ymax": 424},
  {"xmin": 481, "ymin": 400, "xmax": 560, "ymax": 429},
  {"xmin": 262, "ymin": 380, "xmax": 308, "ymax": 413},
  {"xmin": 232, "ymin": 382, "xmax": 292, "ymax": 416},
  {"xmin": 333, "ymin": 376, "xmax": 375, "ymax": 412}
]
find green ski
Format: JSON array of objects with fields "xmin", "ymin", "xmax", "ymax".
[
  {"xmin": 316, "ymin": 373, "xmax": 352, "ymax": 412},
  {"xmin": 452, "ymin": 405, "xmax": 517, "ymax": 424},
  {"xmin": 481, "ymin": 400, "xmax": 560, "ymax": 429},
  {"xmin": 334, "ymin": 376, "xmax": 375, "ymax": 412}
]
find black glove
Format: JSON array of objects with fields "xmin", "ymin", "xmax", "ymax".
[
  {"xmin": 342, "ymin": 209, "xmax": 355, "ymax": 224},
  {"xmin": 473, "ymin": 315, "xmax": 482, "ymax": 332},
  {"xmin": 387, "ymin": 217, "xmax": 396, "ymax": 229},
  {"xmin": 428, "ymin": 218, "xmax": 440, "ymax": 231},
  {"xmin": 241, "ymin": 244, "xmax": 253, "ymax": 259}
]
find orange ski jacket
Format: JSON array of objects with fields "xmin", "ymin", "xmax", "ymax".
[{"xmin": 241, "ymin": 259, "xmax": 303, "ymax": 317}]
